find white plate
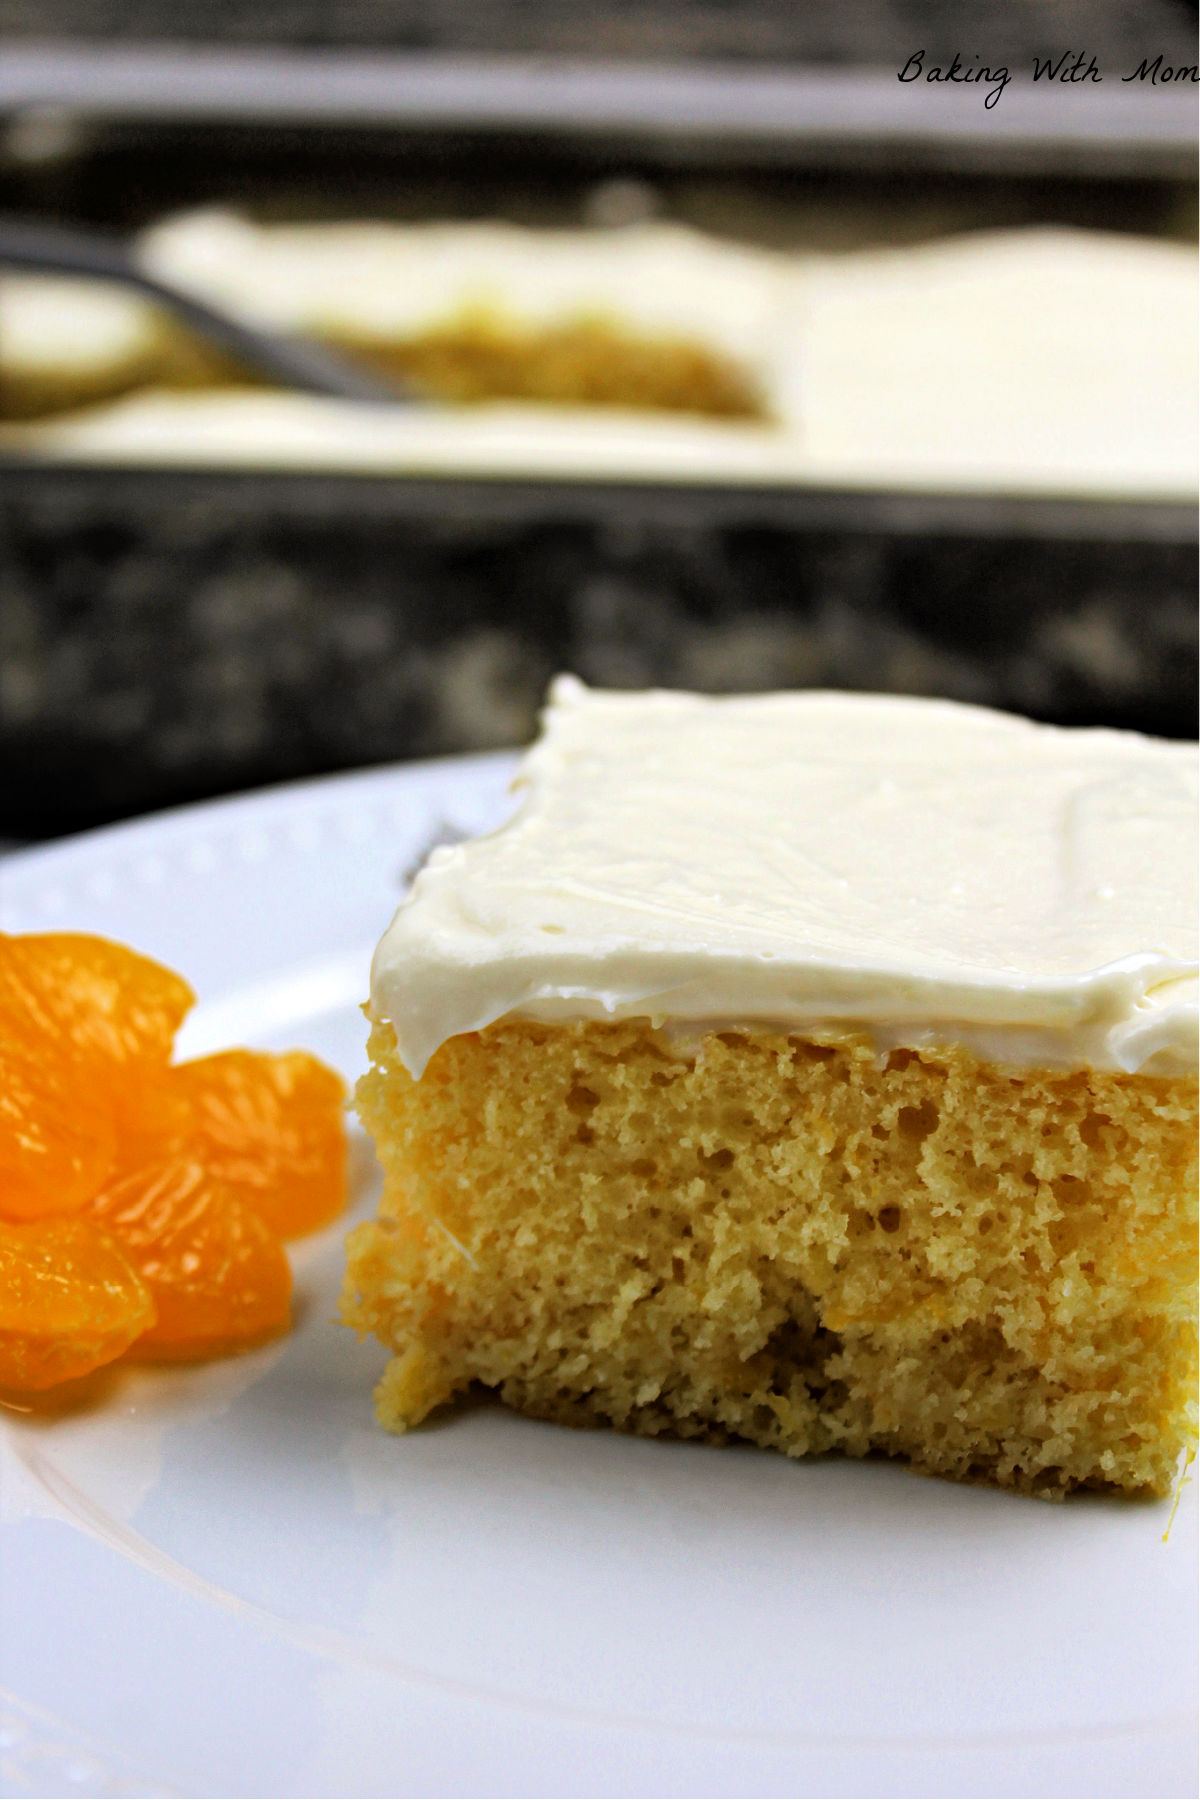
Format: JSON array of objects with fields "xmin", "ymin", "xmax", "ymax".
[{"xmin": 1, "ymin": 759, "xmax": 1196, "ymax": 1800}]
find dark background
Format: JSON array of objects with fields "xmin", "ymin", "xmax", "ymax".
[{"xmin": 1, "ymin": 0, "xmax": 1195, "ymax": 61}]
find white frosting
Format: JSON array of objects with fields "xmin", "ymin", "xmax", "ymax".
[
  {"xmin": 371, "ymin": 678, "xmax": 1199, "ymax": 1079},
  {"xmin": 0, "ymin": 275, "xmax": 154, "ymax": 378},
  {"xmin": 136, "ymin": 209, "xmax": 797, "ymax": 387},
  {"xmin": 788, "ymin": 228, "xmax": 1198, "ymax": 498}
]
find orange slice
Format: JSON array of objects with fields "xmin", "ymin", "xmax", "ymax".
[
  {"xmin": 91, "ymin": 1156, "xmax": 292, "ymax": 1358},
  {"xmin": 166, "ymin": 1050, "xmax": 348, "ymax": 1239},
  {"xmin": 0, "ymin": 1215, "xmax": 156, "ymax": 1389}
]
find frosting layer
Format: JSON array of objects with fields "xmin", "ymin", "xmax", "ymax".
[{"xmin": 371, "ymin": 679, "xmax": 1199, "ymax": 1078}]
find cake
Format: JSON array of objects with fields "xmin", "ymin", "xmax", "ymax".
[
  {"xmin": 1, "ymin": 211, "xmax": 794, "ymax": 422},
  {"xmin": 2, "ymin": 221, "xmax": 1195, "ymax": 504},
  {"xmin": 343, "ymin": 679, "xmax": 1198, "ymax": 1499}
]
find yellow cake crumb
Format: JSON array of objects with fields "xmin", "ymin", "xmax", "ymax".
[
  {"xmin": 343, "ymin": 1015, "xmax": 1198, "ymax": 1499},
  {"xmin": 4, "ymin": 315, "xmax": 765, "ymax": 423}
]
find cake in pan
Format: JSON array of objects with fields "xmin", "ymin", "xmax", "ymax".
[
  {"xmin": 344, "ymin": 679, "xmax": 1198, "ymax": 1498},
  {"xmin": 2, "ymin": 218, "xmax": 1195, "ymax": 500},
  {"xmin": 1, "ymin": 212, "xmax": 793, "ymax": 422}
]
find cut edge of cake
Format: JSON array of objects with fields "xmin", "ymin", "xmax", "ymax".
[{"xmin": 343, "ymin": 1013, "xmax": 1198, "ymax": 1500}]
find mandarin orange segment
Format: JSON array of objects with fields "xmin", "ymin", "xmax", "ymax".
[
  {"xmin": 108, "ymin": 1068, "xmax": 196, "ymax": 1177},
  {"xmin": 0, "ymin": 1051, "xmax": 117, "ymax": 1221},
  {"xmin": 90, "ymin": 1156, "xmax": 292, "ymax": 1358},
  {"xmin": 0, "ymin": 931, "xmax": 194, "ymax": 1219},
  {"xmin": 167, "ymin": 1050, "xmax": 348, "ymax": 1238},
  {"xmin": 0, "ymin": 928, "xmax": 348, "ymax": 1385},
  {"xmin": 0, "ymin": 1215, "xmax": 156, "ymax": 1389},
  {"xmin": 0, "ymin": 933, "xmax": 194, "ymax": 1077}
]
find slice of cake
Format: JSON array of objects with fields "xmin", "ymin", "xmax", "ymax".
[{"xmin": 343, "ymin": 679, "xmax": 1198, "ymax": 1498}]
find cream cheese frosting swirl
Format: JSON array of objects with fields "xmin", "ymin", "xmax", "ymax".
[{"xmin": 371, "ymin": 678, "xmax": 1199, "ymax": 1079}]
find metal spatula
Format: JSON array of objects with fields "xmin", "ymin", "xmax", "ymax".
[{"xmin": 0, "ymin": 213, "xmax": 409, "ymax": 405}]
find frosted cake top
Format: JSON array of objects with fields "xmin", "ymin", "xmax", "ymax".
[{"xmin": 371, "ymin": 678, "xmax": 1199, "ymax": 1077}]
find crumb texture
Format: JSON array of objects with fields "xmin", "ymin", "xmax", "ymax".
[
  {"xmin": 5, "ymin": 317, "xmax": 764, "ymax": 423},
  {"xmin": 344, "ymin": 1019, "xmax": 1198, "ymax": 1498}
]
